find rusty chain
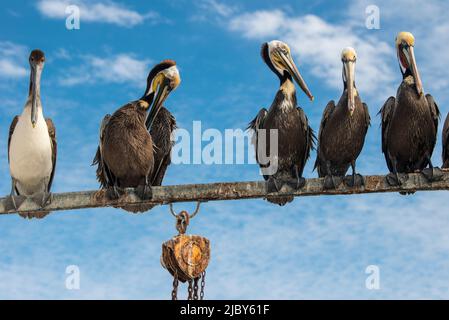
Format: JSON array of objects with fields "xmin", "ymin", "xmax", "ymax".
[
  {"xmin": 193, "ymin": 277, "xmax": 199, "ymax": 300},
  {"xmin": 200, "ymin": 271, "xmax": 206, "ymax": 300},
  {"xmin": 171, "ymin": 273, "xmax": 179, "ymax": 300},
  {"xmin": 168, "ymin": 202, "xmax": 206, "ymax": 301},
  {"xmin": 172, "ymin": 275, "xmax": 205, "ymax": 301},
  {"xmin": 188, "ymin": 280, "xmax": 193, "ymax": 300}
]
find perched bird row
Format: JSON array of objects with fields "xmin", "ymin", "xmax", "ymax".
[
  {"xmin": 250, "ymin": 32, "xmax": 443, "ymax": 205},
  {"xmin": 5, "ymin": 31, "xmax": 447, "ymax": 218}
]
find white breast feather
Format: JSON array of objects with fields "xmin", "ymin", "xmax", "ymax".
[{"xmin": 9, "ymin": 101, "xmax": 53, "ymax": 195}]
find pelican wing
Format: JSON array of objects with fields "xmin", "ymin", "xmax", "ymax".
[
  {"xmin": 317, "ymin": 101, "xmax": 336, "ymax": 151},
  {"xmin": 425, "ymin": 94, "xmax": 440, "ymax": 132},
  {"xmin": 7, "ymin": 116, "xmax": 19, "ymax": 163},
  {"xmin": 362, "ymin": 102, "xmax": 371, "ymax": 130},
  {"xmin": 248, "ymin": 108, "xmax": 268, "ymax": 165},
  {"xmin": 92, "ymin": 114, "xmax": 115, "ymax": 188},
  {"xmin": 425, "ymin": 94, "xmax": 441, "ymax": 167},
  {"xmin": 248, "ymin": 108, "xmax": 268, "ymax": 132},
  {"xmin": 314, "ymin": 101, "xmax": 335, "ymax": 173},
  {"xmin": 298, "ymin": 107, "xmax": 316, "ymax": 165},
  {"xmin": 379, "ymin": 96, "xmax": 396, "ymax": 172},
  {"xmin": 443, "ymin": 114, "xmax": 449, "ymax": 167},
  {"xmin": 45, "ymin": 118, "xmax": 57, "ymax": 192},
  {"xmin": 149, "ymin": 107, "xmax": 177, "ymax": 186}
]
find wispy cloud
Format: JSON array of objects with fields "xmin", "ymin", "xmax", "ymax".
[
  {"xmin": 37, "ymin": 0, "xmax": 163, "ymax": 27},
  {"xmin": 0, "ymin": 42, "xmax": 28, "ymax": 79},
  {"xmin": 53, "ymin": 48, "xmax": 72, "ymax": 60},
  {"xmin": 191, "ymin": 0, "xmax": 237, "ymax": 22},
  {"xmin": 227, "ymin": 9, "xmax": 395, "ymax": 97},
  {"xmin": 198, "ymin": 0, "xmax": 236, "ymax": 17},
  {"xmin": 58, "ymin": 53, "xmax": 151, "ymax": 87}
]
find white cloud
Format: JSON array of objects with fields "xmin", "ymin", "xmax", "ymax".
[
  {"xmin": 0, "ymin": 60, "xmax": 27, "ymax": 78},
  {"xmin": 228, "ymin": 10, "xmax": 395, "ymax": 96},
  {"xmin": 348, "ymin": 0, "xmax": 449, "ymax": 97},
  {"xmin": 0, "ymin": 42, "xmax": 28, "ymax": 79},
  {"xmin": 58, "ymin": 53, "xmax": 151, "ymax": 87},
  {"xmin": 37, "ymin": 0, "xmax": 161, "ymax": 27},
  {"xmin": 229, "ymin": 9, "xmax": 285, "ymax": 38}
]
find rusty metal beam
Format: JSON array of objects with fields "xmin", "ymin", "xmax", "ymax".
[{"xmin": 1, "ymin": 171, "xmax": 449, "ymax": 215}]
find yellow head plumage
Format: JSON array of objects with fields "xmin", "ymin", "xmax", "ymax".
[
  {"xmin": 396, "ymin": 31, "xmax": 415, "ymax": 47},
  {"xmin": 341, "ymin": 47, "xmax": 357, "ymax": 62}
]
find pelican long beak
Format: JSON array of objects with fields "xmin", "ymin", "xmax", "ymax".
[
  {"xmin": 344, "ymin": 60, "xmax": 356, "ymax": 116},
  {"xmin": 30, "ymin": 66, "xmax": 39, "ymax": 128},
  {"xmin": 145, "ymin": 77, "xmax": 172, "ymax": 130},
  {"xmin": 405, "ymin": 46, "xmax": 423, "ymax": 96},
  {"xmin": 280, "ymin": 52, "xmax": 314, "ymax": 101}
]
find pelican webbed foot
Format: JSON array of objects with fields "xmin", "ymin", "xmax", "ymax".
[
  {"xmin": 106, "ymin": 185, "xmax": 123, "ymax": 200},
  {"xmin": 266, "ymin": 176, "xmax": 281, "ymax": 193},
  {"xmin": 6, "ymin": 195, "xmax": 27, "ymax": 212},
  {"xmin": 285, "ymin": 177, "xmax": 306, "ymax": 190},
  {"xmin": 18, "ymin": 210, "xmax": 49, "ymax": 219},
  {"xmin": 385, "ymin": 172, "xmax": 405, "ymax": 186},
  {"xmin": 344, "ymin": 173, "xmax": 365, "ymax": 188},
  {"xmin": 421, "ymin": 167, "xmax": 443, "ymax": 182},
  {"xmin": 31, "ymin": 191, "xmax": 52, "ymax": 208},
  {"xmin": 285, "ymin": 165, "xmax": 306, "ymax": 190},
  {"xmin": 323, "ymin": 175, "xmax": 342, "ymax": 190},
  {"xmin": 135, "ymin": 182, "xmax": 153, "ymax": 200},
  {"xmin": 5, "ymin": 179, "xmax": 26, "ymax": 212}
]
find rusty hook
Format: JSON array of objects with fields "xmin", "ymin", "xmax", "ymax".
[
  {"xmin": 190, "ymin": 202, "xmax": 201, "ymax": 218},
  {"xmin": 169, "ymin": 202, "xmax": 202, "ymax": 235},
  {"xmin": 169, "ymin": 202, "xmax": 201, "ymax": 219},
  {"xmin": 169, "ymin": 203, "xmax": 177, "ymax": 217}
]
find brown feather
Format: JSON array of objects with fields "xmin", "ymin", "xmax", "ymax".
[
  {"xmin": 149, "ymin": 107, "xmax": 176, "ymax": 186},
  {"xmin": 45, "ymin": 118, "xmax": 57, "ymax": 192},
  {"xmin": 381, "ymin": 80, "xmax": 439, "ymax": 173},
  {"xmin": 442, "ymin": 113, "xmax": 449, "ymax": 168},
  {"xmin": 315, "ymin": 93, "xmax": 370, "ymax": 177},
  {"xmin": 94, "ymin": 101, "xmax": 162, "ymax": 213},
  {"xmin": 249, "ymin": 80, "xmax": 315, "ymax": 206}
]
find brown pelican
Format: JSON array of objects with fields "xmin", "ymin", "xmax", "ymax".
[
  {"xmin": 249, "ymin": 40, "xmax": 314, "ymax": 206},
  {"xmin": 442, "ymin": 114, "xmax": 449, "ymax": 168},
  {"xmin": 7, "ymin": 49, "xmax": 57, "ymax": 219},
  {"xmin": 315, "ymin": 47, "xmax": 370, "ymax": 189},
  {"xmin": 380, "ymin": 32, "xmax": 441, "ymax": 188},
  {"xmin": 93, "ymin": 60, "xmax": 180, "ymax": 213}
]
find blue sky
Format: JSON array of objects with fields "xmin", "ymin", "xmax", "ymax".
[{"xmin": 1, "ymin": 0, "xmax": 449, "ymax": 299}]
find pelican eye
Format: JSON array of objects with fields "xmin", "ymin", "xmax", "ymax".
[{"xmin": 402, "ymin": 41, "xmax": 413, "ymax": 48}]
